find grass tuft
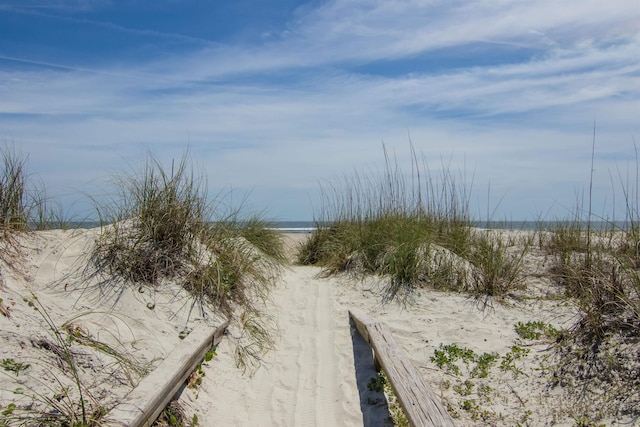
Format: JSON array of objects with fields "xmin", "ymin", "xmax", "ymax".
[
  {"xmin": 297, "ymin": 145, "xmax": 525, "ymax": 301},
  {"xmin": 91, "ymin": 152, "xmax": 210, "ymax": 286},
  {"xmin": 89, "ymin": 150, "xmax": 284, "ymax": 371},
  {"xmin": 0, "ymin": 145, "xmax": 29, "ymax": 234}
]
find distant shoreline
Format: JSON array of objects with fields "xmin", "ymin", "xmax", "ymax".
[{"xmin": 49, "ymin": 220, "xmax": 632, "ymax": 233}]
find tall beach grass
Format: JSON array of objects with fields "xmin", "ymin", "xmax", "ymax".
[
  {"xmin": 89, "ymin": 151, "xmax": 285, "ymax": 371},
  {"xmin": 0, "ymin": 145, "xmax": 29, "ymax": 234},
  {"xmin": 298, "ymin": 145, "xmax": 526, "ymax": 302}
]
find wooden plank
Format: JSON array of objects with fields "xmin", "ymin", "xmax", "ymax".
[
  {"xmin": 349, "ymin": 309, "xmax": 455, "ymax": 427},
  {"xmin": 108, "ymin": 321, "xmax": 228, "ymax": 427}
]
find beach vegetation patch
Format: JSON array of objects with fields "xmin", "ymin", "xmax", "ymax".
[
  {"xmin": 90, "ymin": 151, "xmax": 284, "ymax": 307},
  {"xmin": 0, "ymin": 359, "xmax": 29, "ymax": 377},
  {"xmin": 91, "ymin": 152, "xmax": 210, "ymax": 285},
  {"xmin": 514, "ymin": 320, "xmax": 561, "ymax": 341},
  {"xmin": 89, "ymin": 151, "xmax": 285, "ymax": 370},
  {"xmin": 431, "ymin": 343, "xmax": 498, "ymax": 378},
  {"xmin": 465, "ymin": 230, "xmax": 528, "ymax": 303},
  {"xmin": 0, "ymin": 145, "xmax": 29, "ymax": 234},
  {"xmin": 542, "ymin": 208, "xmax": 640, "ymax": 418},
  {"xmin": 0, "ymin": 144, "xmax": 74, "ymax": 236},
  {"xmin": 366, "ymin": 372, "xmax": 386, "ymax": 393},
  {"xmin": 152, "ymin": 399, "xmax": 198, "ymax": 427},
  {"xmin": 298, "ymin": 145, "xmax": 527, "ymax": 302}
]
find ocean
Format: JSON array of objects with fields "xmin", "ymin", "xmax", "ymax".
[
  {"xmin": 56, "ymin": 220, "xmax": 633, "ymax": 233},
  {"xmin": 270, "ymin": 220, "xmax": 632, "ymax": 233}
]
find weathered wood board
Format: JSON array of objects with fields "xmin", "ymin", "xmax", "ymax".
[
  {"xmin": 349, "ymin": 309, "xmax": 455, "ymax": 427},
  {"xmin": 108, "ymin": 321, "xmax": 228, "ymax": 427}
]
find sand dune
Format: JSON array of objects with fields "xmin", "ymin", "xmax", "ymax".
[{"xmin": 0, "ymin": 230, "xmax": 632, "ymax": 426}]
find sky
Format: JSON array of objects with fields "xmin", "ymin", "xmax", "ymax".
[{"xmin": 0, "ymin": 0, "xmax": 639, "ymax": 221}]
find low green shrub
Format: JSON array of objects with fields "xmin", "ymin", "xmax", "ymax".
[{"xmin": 515, "ymin": 321, "xmax": 561, "ymax": 341}]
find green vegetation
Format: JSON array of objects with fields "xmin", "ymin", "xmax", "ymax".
[
  {"xmin": 536, "ymin": 180, "xmax": 640, "ymax": 419},
  {"xmin": 431, "ymin": 344, "xmax": 499, "ymax": 378},
  {"xmin": 365, "ymin": 371, "xmax": 409, "ymax": 427},
  {"xmin": 514, "ymin": 320, "xmax": 561, "ymax": 341},
  {"xmin": 499, "ymin": 345, "xmax": 530, "ymax": 378},
  {"xmin": 88, "ymin": 151, "xmax": 285, "ymax": 374},
  {"xmin": 0, "ymin": 145, "xmax": 29, "ymax": 233},
  {"xmin": 381, "ymin": 372, "xmax": 410, "ymax": 427},
  {"xmin": 367, "ymin": 372, "xmax": 386, "ymax": 393},
  {"xmin": 431, "ymin": 340, "xmax": 534, "ymax": 424},
  {"xmin": 0, "ymin": 144, "xmax": 72, "ymax": 236},
  {"xmin": 90, "ymin": 152, "xmax": 284, "ymax": 316},
  {"xmin": 3, "ymin": 138, "xmax": 640, "ymax": 424},
  {"xmin": 152, "ymin": 400, "xmax": 199, "ymax": 427},
  {"xmin": 297, "ymin": 143, "xmax": 640, "ymax": 422},
  {"xmin": 1, "ymin": 359, "xmax": 30, "ymax": 377},
  {"xmin": 297, "ymin": 146, "xmax": 525, "ymax": 302}
]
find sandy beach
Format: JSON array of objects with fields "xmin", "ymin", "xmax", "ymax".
[
  {"xmin": 181, "ymin": 233, "xmax": 580, "ymax": 427},
  {"xmin": 0, "ymin": 229, "xmax": 635, "ymax": 426}
]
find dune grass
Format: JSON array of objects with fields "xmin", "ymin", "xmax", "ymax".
[
  {"xmin": 89, "ymin": 151, "xmax": 285, "ymax": 373},
  {"xmin": 91, "ymin": 153, "xmax": 284, "ymax": 309},
  {"xmin": 91, "ymin": 153, "xmax": 211, "ymax": 286},
  {"xmin": 4, "ymin": 138, "xmax": 639, "ymax": 423},
  {"xmin": 0, "ymin": 145, "xmax": 29, "ymax": 234},
  {"xmin": 521, "ymin": 142, "xmax": 640, "ymax": 420},
  {"xmin": 0, "ymin": 144, "xmax": 74, "ymax": 237},
  {"xmin": 297, "ymin": 145, "xmax": 526, "ymax": 302},
  {"xmin": 540, "ymin": 212, "xmax": 640, "ymax": 418}
]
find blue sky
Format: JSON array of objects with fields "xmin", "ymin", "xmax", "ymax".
[{"xmin": 1, "ymin": 1, "xmax": 639, "ymax": 221}]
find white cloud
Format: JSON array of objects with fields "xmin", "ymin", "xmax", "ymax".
[
  {"xmin": 283, "ymin": 0, "xmax": 637, "ymax": 61},
  {"xmin": 0, "ymin": 0, "xmax": 638, "ymax": 220}
]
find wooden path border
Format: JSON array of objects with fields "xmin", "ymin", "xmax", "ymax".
[
  {"xmin": 349, "ymin": 309, "xmax": 455, "ymax": 427},
  {"xmin": 108, "ymin": 321, "xmax": 229, "ymax": 427}
]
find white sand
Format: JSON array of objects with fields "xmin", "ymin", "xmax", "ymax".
[
  {"xmin": 0, "ymin": 230, "xmax": 625, "ymax": 426},
  {"xmin": 0, "ymin": 228, "xmax": 226, "ymax": 422}
]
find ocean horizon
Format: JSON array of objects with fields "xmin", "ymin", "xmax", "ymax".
[
  {"xmin": 53, "ymin": 219, "xmax": 633, "ymax": 233},
  {"xmin": 269, "ymin": 220, "xmax": 633, "ymax": 233}
]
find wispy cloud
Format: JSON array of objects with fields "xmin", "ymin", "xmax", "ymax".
[
  {"xmin": 0, "ymin": 0, "xmax": 108, "ymax": 12},
  {"xmin": 0, "ymin": 0, "xmax": 638, "ymax": 219},
  {"xmin": 1, "ymin": 6, "xmax": 216, "ymax": 47}
]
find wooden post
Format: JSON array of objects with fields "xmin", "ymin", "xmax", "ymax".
[
  {"xmin": 349, "ymin": 309, "xmax": 455, "ymax": 427},
  {"xmin": 108, "ymin": 321, "xmax": 228, "ymax": 427}
]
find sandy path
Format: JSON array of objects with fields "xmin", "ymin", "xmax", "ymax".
[{"xmin": 189, "ymin": 265, "xmax": 385, "ymax": 426}]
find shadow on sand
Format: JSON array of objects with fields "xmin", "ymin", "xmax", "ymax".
[{"xmin": 349, "ymin": 317, "xmax": 393, "ymax": 426}]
